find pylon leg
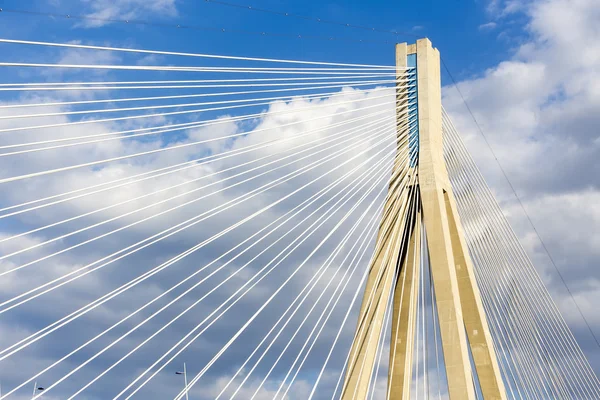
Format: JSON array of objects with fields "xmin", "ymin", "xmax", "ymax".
[
  {"xmin": 444, "ymin": 190, "xmax": 507, "ymax": 399},
  {"xmin": 341, "ymin": 40, "xmax": 417, "ymax": 398},
  {"xmin": 387, "ymin": 212, "xmax": 420, "ymax": 399},
  {"xmin": 415, "ymin": 38, "xmax": 476, "ymax": 400},
  {"xmin": 343, "ymin": 38, "xmax": 506, "ymax": 400},
  {"xmin": 341, "ymin": 182, "xmax": 415, "ymax": 400}
]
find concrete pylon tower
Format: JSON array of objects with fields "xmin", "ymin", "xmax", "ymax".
[{"xmin": 340, "ymin": 39, "xmax": 507, "ymax": 400}]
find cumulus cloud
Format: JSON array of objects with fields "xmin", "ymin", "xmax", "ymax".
[
  {"xmin": 0, "ymin": 34, "xmax": 396, "ymax": 397},
  {"xmin": 443, "ymin": 0, "xmax": 600, "ymax": 371},
  {"xmin": 72, "ymin": 0, "xmax": 178, "ymax": 28},
  {"xmin": 0, "ymin": 0, "xmax": 598, "ymax": 397},
  {"xmin": 478, "ymin": 21, "xmax": 498, "ymax": 31}
]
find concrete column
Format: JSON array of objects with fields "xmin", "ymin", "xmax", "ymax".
[
  {"xmin": 414, "ymin": 38, "xmax": 476, "ymax": 400},
  {"xmin": 387, "ymin": 212, "xmax": 420, "ymax": 399},
  {"xmin": 343, "ymin": 38, "xmax": 506, "ymax": 400},
  {"xmin": 341, "ymin": 183, "xmax": 414, "ymax": 399},
  {"xmin": 444, "ymin": 190, "xmax": 507, "ymax": 399},
  {"xmin": 340, "ymin": 43, "xmax": 416, "ymax": 400}
]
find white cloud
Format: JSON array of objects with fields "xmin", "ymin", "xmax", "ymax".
[
  {"xmin": 75, "ymin": 0, "xmax": 178, "ymax": 28},
  {"xmin": 444, "ymin": 0, "xmax": 600, "ymax": 372},
  {"xmin": 0, "ymin": 0, "xmax": 598, "ymax": 396},
  {"xmin": 479, "ymin": 21, "xmax": 498, "ymax": 31},
  {"xmin": 0, "ymin": 48, "xmax": 396, "ymax": 397}
]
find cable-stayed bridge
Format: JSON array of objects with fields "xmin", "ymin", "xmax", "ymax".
[{"xmin": 0, "ymin": 34, "xmax": 598, "ymax": 400}]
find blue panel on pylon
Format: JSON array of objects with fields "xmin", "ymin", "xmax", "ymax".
[{"xmin": 406, "ymin": 54, "xmax": 419, "ymax": 167}]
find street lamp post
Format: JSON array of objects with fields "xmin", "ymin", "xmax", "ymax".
[
  {"xmin": 31, "ymin": 381, "xmax": 44, "ymax": 399},
  {"xmin": 175, "ymin": 362, "xmax": 190, "ymax": 400}
]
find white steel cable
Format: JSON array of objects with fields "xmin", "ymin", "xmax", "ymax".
[
  {"xmin": 143, "ymin": 160, "xmax": 389, "ymax": 400},
  {"xmin": 333, "ymin": 195, "xmax": 414, "ymax": 400},
  {"xmin": 444, "ymin": 139, "xmax": 549, "ymax": 399},
  {"xmin": 3, "ymin": 117, "xmax": 394, "ymax": 266},
  {"xmin": 462, "ymin": 177, "xmax": 569, "ymax": 398},
  {"xmin": 445, "ymin": 130, "xmax": 600, "ymax": 398},
  {"xmin": 385, "ymin": 188, "xmax": 420, "ymax": 399},
  {"xmin": 0, "ymin": 105, "xmax": 394, "ymax": 230},
  {"xmin": 415, "ymin": 214, "xmax": 424, "ymax": 400},
  {"xmin": 127, "ymin": 168, "xmax": 395, "ymax": 400},
  {"xmin": 0, "ymin": 101, "xmax": 401, "ymax": 218},
  {"xmin": 0, "ymin": 82, "xmax": 397, "ymax": 125},
  {"xmin": 0, "ymin": 38, "xmax": 401, "ymax": 68},
  {"xmin": 444, "ymin": 111, "xmax": 600, "ymax": 397},
  {"xmin": 288, "ymin": 172, "xmax": 418, "ymax": 400},
  {"xmin": 0, "ymin": 79, "xmax": 398, "ymax": 111},
  {"xmin": 112, "ymin": 141, "xmax": 398, "ymax": 400},
  {"xmin": 368, "ymin": 279, "xmax": 393, "ymax": 400},
  {"xmin": 442, "ymin": 112, "xmax": 598, "ymax": 392},
  {"xmin": 277, "ymin": 208, "xmax": 392, "ymax": 400},
  {"xmin": 0, "ymin": 62, "xmax": 399, "ymax": 75},
  {"xmin": 442, "ymin": 116, "xmax": 600, "ymax": 398},
  {"xmin": 442, "ymin": 108, "xmax": 598, "ymax": 385},
  {"xmin": 0, "ymin": 127, "xmax": 398, "ymax": 378},
  {"xmin": 0, "ymin": 98, "xmax": 395, "ymax": 184},
  {"xmin": 0, "ymin": 74, "xmax": 396, "ymax": 88},
  {"xmin": 0, "ymin": 79, "xmax": 395, "ymax": 92},
  {"xmin": 429, "ymin": 250, "xmax": 444, "ymax": 400},
  {"xmin": 0, "ymin": 129, "xmax": 395, "ymax": 347},
  {"xmin": 0, "ymin": 89, "xmax": 402, "ymax": 158},
  {"xmin": 206, "ymin": 148, "xmax": 390, "ymax": 399},
  {"xmin": 448, "ymin": 155, "xmax": 555, "ymax": 399},
  {"xmin": 0, "ymin": 88, "xmax": 397, "ymax": 154},
  {"xmin": 442, "ymin": 115, "xmax": 530, "ymax": 397},
  {"xmin": 232, "ymin": 169, "xmax": 387, "ymax": 400},
  {"xmin": 169, "ymin": 150, "xmax": 394, "ymax": 400},
  {"xmin": 299, "ymin": 205, "xmax": 396, "ymax": 400},
  {"xmin": 415, "ymin": 209, "xmax": 424, "ymax": 400},
  {"xmin": 444, "ymin": 127, "xmax": 564, "ymax": 398},
  {"xmin": 442, "ymin": 141, "xmax": 531, "ymax": 399},
  {"xmin": 0, "ymin": 109, "xmax": 395, "ymax": 277},
  {"xmin": 335, "ymin": 160, "xmax": 418, "ymax": 400},
  {"xmin": 315, "ymin": 170, "xmax": 418, "ymax": 400},
  {"xmin": 334, "ymin": 114, "xmax": 420, "ymax": 393},
  {"xmin": 368, "ymin": 271, "xmax": 394, "ymax": 400},
  {"xmin": 226, "ymin": 205, "xmax": 382, "ymax": 399},
  {"xmin": 0, "ymin": 83, "xmax": 398, "ymax": 136},
  {"xmin": 308, "ymin": 189, "xmax": 416, "ymax": 400},
  {"xmin": 334, "ymin": 185, "xmax": 419, "ymax": 400},
  {"xmin": 0, "ymin": 77, "xmax": 418, "ymax": 396},
  {"xmin": 9, "ymin": 131, "xmax": 395, "ymax": 400},
  {"xmin": 318, "ymin": 253, "xmax": 384, "ymax": 400},
  {"xmin": 0, "ymin": 112, "xmax": 394, "ymax": 244},
  {"xmin": 349, "ymin": 189, "xmax": 419, "ymax": 400},
  {"xmin": 0, "ymin": 123, "xmax": 398, "ymax": 326},
  {"xmin": 0, "ymin": 124, "xmax": 397, "ymax": 362},
  {"xmin": 247, "ymin": 149, "xmax": 416, "ymax": 400},
  {"xmin": 6, "ymin": 137, "xmax": 389, "ymax": 393},
  {"xmin": 341, "ymin": 165, "xmax": 420, "ymax": 400},
  {"xmin": 420, "ymin": 220, "xmax": 428, "ymax": 400}
]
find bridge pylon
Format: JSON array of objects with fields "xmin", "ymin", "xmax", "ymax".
[{"xmin": 341, "ymin": 39, "xmax": 507, "ymax": 400}]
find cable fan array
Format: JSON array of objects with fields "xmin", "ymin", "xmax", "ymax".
[
  {"xmin": 0, "ymin": 36, "xmax": 598, "ymax": 400},
  {"xmin": 0, "ymin": 38, "xmax": 416, "ymax": 399},
  {"xmin": 443, "ymin": 110, "xmax": 600, "ymax": 399}
]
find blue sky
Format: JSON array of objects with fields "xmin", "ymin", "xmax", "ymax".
[
  {"xmin": 0, "ymin": 0, "xmax": 599, "ymax": 399},
  {"xmin": 0, "ymin": 0, "xmax": 522, "ymax": 82}
]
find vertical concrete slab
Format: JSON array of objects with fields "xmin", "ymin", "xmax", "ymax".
[
  {"xmin": 415, "ymin": 38, "xmax": 476, "ymax": 400},
  {"xmin": 343, "ymin": 38, "xmax": 505, "ymax": 400},
  {"xmin": 341, "ymin": 42, "xmax": 417, "ymax": 400},
  {"xmin": 387, "ymin": 212, "xmax": 420, "ymax": 399},
  {"xmin": 444, "ymin": 190, "xmax": 507, "ymax": 399}
]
